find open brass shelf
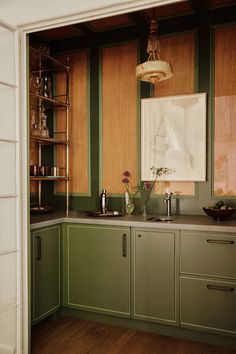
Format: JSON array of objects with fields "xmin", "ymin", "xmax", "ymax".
[
  {"xmin": 30, "ymin": 176, "xmax": 69, "ymax": 181},
  {"xmin": 29, "ymin": 45, "xmax": 70, "ymax": 213},
  {"xmin": 30, "ymin": 136, "xmax": 69, "ymax": 145},
  {"xmin": 30, "ymin": 92, "xmax": 69, "ymax": 108},
  {"xmin": 29, "ymin": 46, "xmax": 70, "ymax": 72}
]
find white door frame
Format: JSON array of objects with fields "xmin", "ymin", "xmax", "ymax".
[
  {"xmin": 0, "ymin": 19, "xmax": 22, "ymax": 354},
  {"xmin": 20, "ymin": 1, "xmax": 179, "ymax": 352}
]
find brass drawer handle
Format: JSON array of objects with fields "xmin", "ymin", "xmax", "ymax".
[
  {"xmin": 206, "ymin": 239, "xmax": 234, "ymax": 245},
  {"xmin": 36, "ymin": 236, "xmax": 41, "ymax": 260},
  {"xmin": 207, "ymin": 284, "xmax": 234, "ymax": 292},
  {"xmin": 122, "ymin": 233, "xmax": 127, "ymax": 257}
]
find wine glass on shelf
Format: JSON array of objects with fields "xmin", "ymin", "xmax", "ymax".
[{"xmin": 30, "ymin": 74, "xmax": 42, "ymax": 95}]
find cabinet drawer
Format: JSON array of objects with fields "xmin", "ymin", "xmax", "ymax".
[
  {"xmin": 180, "ymin": 276, "xmax": 236, "ymax": 335},
  {"xmin": 180, "ymin": 231, "xmax": 236, "ymax": 278}
]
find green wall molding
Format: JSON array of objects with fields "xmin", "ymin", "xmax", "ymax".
[{"xmin": 30, "ymin": 14, "xmax": 236, "ymax": 215}]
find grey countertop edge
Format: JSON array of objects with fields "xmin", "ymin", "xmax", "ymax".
[{"xmin": 30, "ymin": 211, "xmax": 236, "ymax": 233}]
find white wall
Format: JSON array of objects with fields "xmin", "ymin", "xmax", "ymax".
[{"xmin": 0, "ymin": 0, "xmax": 180, "ymax": 27}]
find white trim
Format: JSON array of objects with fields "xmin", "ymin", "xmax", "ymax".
[
  {"xmin": 0, "ymin": 194, "xmax": 18, "ymax": 198},
  {"xmin": 0, "ymin": 248, "xmax": 19, "ymax": 256},
  {"xmin": 0, "ymin": 20, "xmax": 17, "ymax": 32},
  {"xmin": 0, "ymin": 80, "xmax": 17, "ymax": 88},
  {"xmin": 14, "ymin": 27, "xmax": 23, "ymax": 354},
  {"xmin": 20, "ymin": 28, "xmax": 29, "ymax": 354},
  {"xmin": 20, "ymin": 0, "xmax": 181, "ymax": 32},
  {"xmin": 0, "ymin": 138, "xmax": 18, "ymax": 143},
  {"xmin": 0, "ymin": 303, "xmax": 18, "ymax": 315},
  {"xmin": 0, "ymin": 19, "xmax": 24, "ymax": 354}
]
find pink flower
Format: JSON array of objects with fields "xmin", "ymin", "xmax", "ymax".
[
  {"xmin": 143, "ymin": 182, "xmax": 152, "ymax": 191},
  {"xmin": 123, "ymin": 170, "xmax": 131, "ymax": 177},
  {"xmin": 122, "ymin": 177, "xmax": 130, "ymax": 184}
]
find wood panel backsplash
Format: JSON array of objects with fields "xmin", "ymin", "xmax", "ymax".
[
  {"xmin": 214, "ymin": 24, "xmax": 236, "ymax": 196},
  {"xmin": 101, "ymin": 42, "xmax": 138, "ymax": 195},
  {"xmin": 154, "ymin": 32, "xmax": 196, "ymax": 196},
  {"xmin": 56, "ymin": 50, "xmax": 89, "ymax": 195}
]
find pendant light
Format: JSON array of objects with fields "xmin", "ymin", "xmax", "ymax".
[{"xmin": 136, "ymin": 17, "xmax": 173, "ymax": 84}]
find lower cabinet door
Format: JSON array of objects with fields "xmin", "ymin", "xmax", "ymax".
[
  {"xmin": 180, "ymin": 276, "xmax": 236, "ymax": 335},
  {"xmin": 132, "ymin": 228, "xmax": 178, "ymax": 325},
  {"xmin": 31, "ymin": 225, "xmax": 61, "ymax": 325},
  {"xmin": 63, "ymin": 224, "xmax": 130, "ymax": 317}
]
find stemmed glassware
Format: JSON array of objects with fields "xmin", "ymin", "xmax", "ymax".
[
  {"xmin": 30, "ymin": 74, "xmax": 42, "ymax": 95},
  {"xmin": 30, "ymin": 74, "xmax": 52, "ymax": 99}
]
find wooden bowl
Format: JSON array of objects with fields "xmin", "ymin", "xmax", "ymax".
[{"xmin": 203, "ymin": 207, "xmax": 235, "ymax": 221}]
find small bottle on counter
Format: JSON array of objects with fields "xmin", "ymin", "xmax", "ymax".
[{"xmin": 100, "ymin": 189, "xmax": 107, "ymax": 215}]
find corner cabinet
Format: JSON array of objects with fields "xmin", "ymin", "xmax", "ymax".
[
  {"xmin": 131, "ymin": 228, "xmax": 179, "ymax": 326},
  {"xmin": 63, "ymin": 224, "xmax": 131, "ymax": 317},
  {"xmin": 31, "ymin": 225, "xmax": 61, "ymax": 325},
  {"xmin": 180, "ymin": 230, "xmax": 236, "ymax": 336},
  {"xmin": 29, "ymin": 46, "xmax": 70, "ymax": 213}
]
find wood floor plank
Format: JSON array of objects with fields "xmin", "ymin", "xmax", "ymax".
[
  {"xmin": 31, "ymin": 316, "xmax": 236, "ymax": 354},
  {"xmin": 49, "ymin": 320, "xmax": 96, "ymax": 354},
  {"xmin": 31, "ymin": 316, "xmax": 75, "ymax": 351},
  {"xmin": 32, "ymin": 318, "xmax": 93, "ymax": 354},
  {"xmin": 52, "ymin": 322, "xmax": 128, "ymax": 354},
  {"xmin": 107, "ymin": 329, "xmax": 136, "ymax": 354}
]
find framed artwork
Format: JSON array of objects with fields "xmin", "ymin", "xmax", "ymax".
[{"xmin": 141, "ymin": 93, "xmax": 207, "ymax": 181}]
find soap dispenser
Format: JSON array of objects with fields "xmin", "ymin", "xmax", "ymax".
[{"xmin": 100, "ymin": 189, "xmax": 107, "ymax": 214}]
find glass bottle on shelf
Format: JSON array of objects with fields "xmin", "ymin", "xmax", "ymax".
[
  {"xmin": 30, "ymin": 107, "xmax": 38, "ymax": 136},
  {"xmin": 40, "ymin": 109, "xmax": 49, "ymax": 138},
  {"xmin": 31, "ymin": 123, "xmax": 41, "ymax": 137},
  {"xmin": 30, "ymin": 107, "xmax": 36, "ymax": 135}
]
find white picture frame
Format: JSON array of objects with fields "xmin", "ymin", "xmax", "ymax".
[{"xmin": 141, "ymin": 93, "xmax": 207, "ymax": 181}]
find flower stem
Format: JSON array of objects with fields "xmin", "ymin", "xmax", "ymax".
[{"xmin": 144, "ymin": 175, "xmax": 158, "ymax": 206}]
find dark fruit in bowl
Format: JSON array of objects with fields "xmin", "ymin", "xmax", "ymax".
[
  {"xmin": 203, "ymin": 207, "xmax": 235, "ymax": 220},
  {"xmin": 214, "ymin": 200, "xmax": 224, "ymax": 209}
]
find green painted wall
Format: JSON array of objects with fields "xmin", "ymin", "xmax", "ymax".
[{"xmin": 32, "ymin": 8, "xmax": 236, "ymax": 216}]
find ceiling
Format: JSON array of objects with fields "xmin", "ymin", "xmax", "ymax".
[{"xmin": 34, "ymin": 0, "xmax": 236, "ymax": 43}]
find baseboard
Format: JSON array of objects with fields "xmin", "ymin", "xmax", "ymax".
[{"xmin": 59, "ymin": 307, "xmax": 236, "ymax": 350}]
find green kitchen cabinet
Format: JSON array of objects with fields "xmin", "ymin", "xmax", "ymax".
[
  {"xmin": 180, "ymin": 276, "xmax": 236, "ymax": 335},
  {"xmin": 180, "ymin": 230, "xmax": 236, "ymax": 335},
  {"xmin": 63, "ymin": 224, "xmax": 130, "ymax": 317},
  {"xmin": 180, "ymin": 230, "xmax": 236, "ymax": 279},
  {"xmin": 31, "ymin": 224, "xmax": 61, "ymax": 325},
  {"xmin": 131, "ymin": 228, "xmax": 179, "ymax": 325}
]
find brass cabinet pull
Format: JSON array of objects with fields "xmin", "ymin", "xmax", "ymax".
[
  {"xmin": 207, "ymin": 284, "xmax": 234, "ymax": 292},
  {"xmin": 206, "ymin": 239, "xmax": 234, "ymax": 245},
  {"xmin": 36, "ymin": 236, "xmax": 41, "ymax": 260},
  {"xmin": 122, "ymin": 234, "xmax": 127, "ymax": 257}
]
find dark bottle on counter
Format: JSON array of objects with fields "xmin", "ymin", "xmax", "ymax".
[{"xmin": 100, "ymin": 189, "xmax": 107, "ymax": 214}]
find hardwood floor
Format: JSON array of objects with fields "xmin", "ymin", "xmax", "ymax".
[{"xmin": 31, "ymin": 316, "xmax": 236, "ymax": 354}]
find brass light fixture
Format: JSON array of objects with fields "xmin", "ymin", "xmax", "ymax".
[{"xmin": 136, "ymin": 17, "xmax": 173, "ymax": 84}]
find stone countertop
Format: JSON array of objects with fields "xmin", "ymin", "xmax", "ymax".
[{"xmin": 30, "ymin": 210, "xmax": 236, "ymax": 233}]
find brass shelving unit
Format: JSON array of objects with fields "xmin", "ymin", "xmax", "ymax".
[{"xmin": 29, "ymin": 46, "xmax": 70, "ymax": 213}]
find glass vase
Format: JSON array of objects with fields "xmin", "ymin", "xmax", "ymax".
[
  {"xmin": 126, "ymin": 202, "xmax": 134, "ymax": 215},
  {"xmin": 142, "ymin": 205, "xmax": 147, "ymax": 218}
]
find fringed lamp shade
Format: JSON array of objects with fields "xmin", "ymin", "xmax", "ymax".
[{"xmin": 136, "ymin": 18, "xmax": 173, "ymax": 84}]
